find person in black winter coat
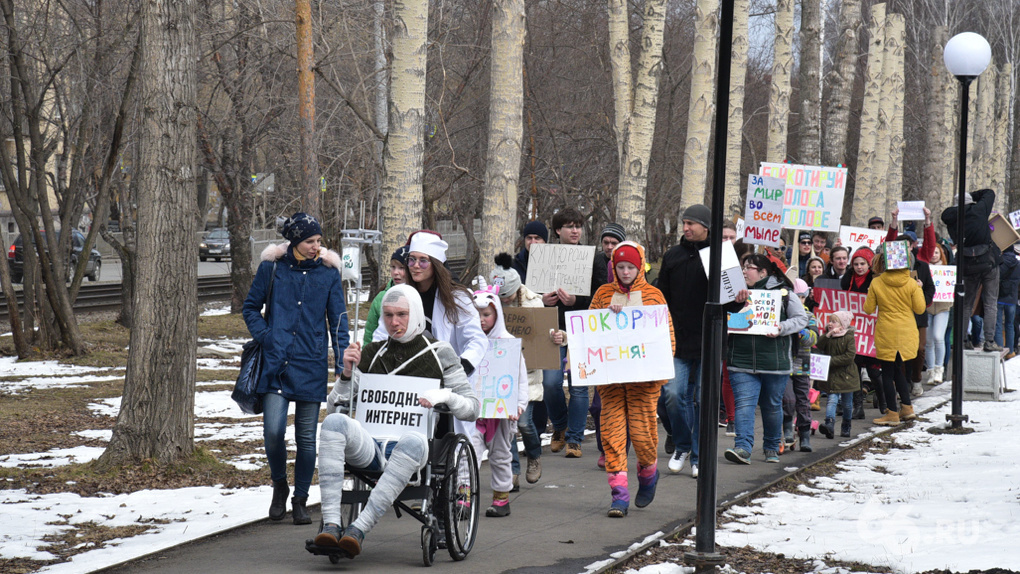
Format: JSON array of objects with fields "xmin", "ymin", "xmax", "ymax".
[
  {"xmin": 511, "ymin": 220, "xmax": 549, "ymax": 279},
  {"xmin": 995, "ymin": 244, "xmax": 1020, "ymax": 356}
]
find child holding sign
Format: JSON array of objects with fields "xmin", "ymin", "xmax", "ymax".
[
  {"xmin": 815, "ymin": 311, "xmax": 859, "ymax": 438},
  {"xmin": 589, "ymin": 242, "xmax": 675, "ymax": 518},
  {"xmin": 472, "ymin": 281, "xmax": 529, "ymax": 517}
]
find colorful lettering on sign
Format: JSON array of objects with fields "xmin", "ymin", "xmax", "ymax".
[{"xmin": 567, "ymin": 307, "xmax": 670, "ymax": 335}]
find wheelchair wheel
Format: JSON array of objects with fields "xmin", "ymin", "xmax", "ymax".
[
  {"xmin": 421, "ymin": 525, "xmax": 437, "ymax": 567},
  {"xmin": 438, "ymin": 434, "xmax": 478, "ymax": 561}
]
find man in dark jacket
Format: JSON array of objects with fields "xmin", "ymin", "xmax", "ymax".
[
  {"xmin": 996, "ymin": 243, "xmax": 1020, "ymax": 358},
  {"xmin": 511, "ymin": 220, "xmax": 549, "ymax": 279},
  {"xmin": 941, "ymin": 188, "xmax": 1001, "ymax": 352}
]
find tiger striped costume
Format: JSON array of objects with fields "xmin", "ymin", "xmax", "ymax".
[{"xmin": 588, "ymin": 242, "xmax": 675, "ymax": 514}]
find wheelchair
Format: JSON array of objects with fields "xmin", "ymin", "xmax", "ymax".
[{"xmin": 305, "ymin": 405, "xmax": 480, "ymax": 566}]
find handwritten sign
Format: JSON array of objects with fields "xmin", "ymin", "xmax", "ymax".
[
  {"xmin": 727, "ymin": 290, "xmax": 780, "ymax": 335},
  {"xmin": 525, "ymin": 243, "xmax": 596, "ymax": 296},
  {"xmin": 839, "ymin": 225, "xmax": 885, "ymax": 254},
  {"xmin": 759, "ymin": 162, "xmax": 848, "ymax": 233},
  {"xmin": 1009, "ymin": 209, "xmax": 1020, "ymax": 229},
  {"xmin": 884, "ymin": 240, "xmax": 910, "ymax": 270},
  {"xmin": 699, "ymin": 241, "xmax": 747, "ymax": 304},
  {"xmin": 809, "ymin": 354, "xmax": 831, "ymax": 381},
  {"xmin": 735, "ymin": 217, "xmax": 745, "ymax": 240},
  {"xmin": 564, "ymin": 306, "xmax": 675, "ymax": 386},
  {"xmin": 502, "ymin": 307, "xmax": 560, "ymax": 369},
  {"xmin": 897, "ymin": 201, "xmax": 925, "ymax": 221},
  {"xmin": 355, "ymin": 373, "xmax": 439, "ymax": 440},
  {"xmin": 742, "ymin": 174, "xmax": 786, "ymax": 247},
  {"xmin": 813, "ymin": 288, "xmax": 877, "ymax": 358},
  {"xmin": 930, "ymin": 265, "xmax": 956, "ymax": 302},
  {"xmin": 477, "ymin": 339, "xmax": 522, "ymax": 419}
]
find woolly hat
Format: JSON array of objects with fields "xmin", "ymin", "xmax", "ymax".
[
  {"xmin": 391, "ymin": 245, "xmax": 410, "ymax": 266},
  {"xmin": 867, "ymin": 215, "xmax": 884, "ymax": 227},
  {"xmin": 828, "ymin": 310, "xmax": 854, "ymax": 338},
  {"xmin": 792, "ymin": 278, "xmax": 810, "ymax": 296},
  {"xmin": 798, "ymin": 231, "xmax": 813, "ymax": 243},
  {"xmin": 488, "ymin": 253, "xmax": 521, "ymax": 297},
  {"xmin": 600, "ymin": 223, "xmax": 626, "ymax": 243},
  {"xmin": 850, "ymin": 246, "xmax": 875, "ymax": 266},
  {"xmin": 521, "ymin": 220, "xmax": 549, "ymax": 242},
  {"xmin": 681, "ymin": 204, "xmax": 712, "ymax": 229},
  {"xmin": 408, "ymin": 230, "xmax": 449, "ymax": 263},
  {"xmin": 612, "ymin": 242, "xmax": 642, "ymax": 270},
  {"xmin": 281, "ymin": 212, "xmax": 322, "ymax": 246}
]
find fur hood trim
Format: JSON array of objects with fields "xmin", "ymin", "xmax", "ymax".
[{"xmin": 261, "ymin": 241, "xmax": 341, "ymax": 269}]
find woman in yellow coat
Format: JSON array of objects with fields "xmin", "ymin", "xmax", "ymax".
[{"xmin": 863, "ymin": 241, "xmax": 926, "ymax": 426}]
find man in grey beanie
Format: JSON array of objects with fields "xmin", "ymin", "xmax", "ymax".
[{"xmin": 593, "ymin": 223, "xmax": 627, "ymax": 288}]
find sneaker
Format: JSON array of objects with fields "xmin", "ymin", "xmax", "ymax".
[
  {"xmin": 314, "ymin": 522, "xmax": 343, "ymax": 547},
  {"xmin": 597, "ymin": 453, "xmax": 606, "ymax": 469},
  {"xmin": 550, "ymin": 429, "xmax": 566, "ymax": 452},
  {"xmin": 338, "ymin": 525, "xmax": 364, "ymax": 557},
  {"xmin": 964, "ymin": 341, "xmax": 975, "ymax": 351},
  {"xmin": 668, "ymin": 450, "xmax": 689, "ymax": 474},
  {"xmin": 565, "ymin": 442, "xmax": 582, "ymax": 458},
  {"xmin": 664, "ymin": 433, "xmax": 675, "ymax": 455},
  {"xmin": 526, "ymin": 457, "xmax": 542, "ymax": 483},
  {"xmin": 725, "ymin": 421, "xmax": 735, "ymax": 437},
  {"xmin": 510, "ymin": 474, "xmax": 520, "ymax": 493},
  {"xmin": 691, "ymin": 464, "xmax": 699, "ymax": 479},
  {"xmin": 724, "ymin": 448, "xmax": 751, "ymax": 465},
  {"xmin": 984, "ymin": 340, "xmax": 1003, "ymax": 353},
  {"xmin": 764, "ymin": 450, "xmax": 780, "ymax": 463}
]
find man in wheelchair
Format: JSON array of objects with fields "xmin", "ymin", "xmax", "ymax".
[{"xmin": 314, "ymin": 284, "xmax": 480, "ymax": 558}]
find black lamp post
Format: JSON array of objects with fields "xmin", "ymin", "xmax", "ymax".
[{"xmin": 943, "ymin": 32, "xmax": 991, "ymax": 429}]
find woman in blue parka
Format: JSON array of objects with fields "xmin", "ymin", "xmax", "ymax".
[{"xmin": 243, "ymin": 212, "xmax": 349, "ymax": 525}]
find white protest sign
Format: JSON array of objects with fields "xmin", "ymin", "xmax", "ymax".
[
  {"xmin": 897, "ymin": 201, "xmax": 926, "ymax": 221},
  {"xmin": 1009, "ymin": 209, "xmax": 1020, "ymax": 230},
  {"xmin": 524, "ymin": 243, "xmax": 596, "ymax": 296},
  {"xmin": 342, "ymin": 246, "xmax": 361, "ymax": 281},
  {"xmin": 809, "ymin": 354, "xmax": 831, "ymax": 381},
  {"xmin": 759, "ymin": 163, "xmax": 848, "ymax": 233},
  {"xmin": 727, "ymin": 289, "xmax": 780, "ymax": 335},
  {"xmin": 355, "ymin": 373, "xmax": 439, "ymax": 440},
  {"xmin": 839, "ymin": 225, "xmax": 885, "ymax": 254},
  {"xmin": 742, "ymin": 174, "xmax": 786, "ymax": 247},
  {"xmin": 699, "ymin": 241, "xmax": 748, "ymax": 304},
  {"xmin": 930, "ymin": 265, "xmax": 956, "ymax": 302},
  {"xmin": 564, "ymin": 306, "xmax": 675, "ymax": 386},
  {"xmin": 476, "ymin": 338, "xmax": 522, "ymax": 419},
  {"xmin": 735, "ymin": 217, "xmax": 745, "ymax": 239}
]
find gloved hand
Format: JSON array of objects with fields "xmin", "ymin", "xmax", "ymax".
[
  {"xmin": 326, "ymin": 376, "xmax": 352, "ymax": 415},
  {"xmin": 420, "ymin": 388, "xmax": 452, "ymax": 407}
]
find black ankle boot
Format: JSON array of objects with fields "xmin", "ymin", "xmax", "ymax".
[
  {"xmin": 841, "ymin": 419, "xmax": 852, "ymax": 438},
  {"xmin": 269, "ymin": 479, "xmax": 289, "ymax": 521},
  {"xmin": 820, "ymin": 417, "xmax": 835, "ymax": 439},
  {"xmin": 798, "ymin": 430, "xmax": 812, "ymax": 453},
  {"xmin": 292, "ymin": 496, "xmax": 311, "ymax": 525},
  {"xmin": 852, "ymin": 391, "xmax": 865, "ymax": 419}
]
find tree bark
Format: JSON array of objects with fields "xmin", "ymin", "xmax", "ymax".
[
  {"xmin": 608, "ymin": 0, "xmax": 631, "ymax": 167},
  {"xmin": 853, "ymin": 2, "xmax": 885, "ymax": 225},
  {"xmin": 922, "ymin": 27, "xmax": 950, "ymax": 234},
  {"xmin": 797, "ymin": 0, "xmax": 822, "ymax": 165},
  {"xmin": 822, "ymin": 0, "xmax": 860, "ymax": 168},
  {"xmin": 680, "ymin": 0, "xmax": 718, "ymax": 207},
  {"xmin": 723, "ymin": 0, "xmax": 749, "ymax": 218},
  {"xmin": 766, "ymin": 0, "xmax": 794, "ymax": 164},
  {"xmin": 994, "ymin": 63, "xmax": 1012, "ymax": 213},
  {"xmin": 480, "ymin": 0, "xmax": 525, "ymax": 273},
  {"xmin": 296, "ymin": 0, "xmax": 318, "ymax": 216},
  {"xmin": 871, "ymin": 15, "xmax": 896, "ymax": 219},
  {"xmin": 97, "ymin": 0, "xmax": 198, "ymax": 467},
  {"xmin": 973, "ymin": 62, "xmax": 996, "ymax": 192},
  {"xmin": 884, "ymin": 14, "xmax": 905, "ymax": 214}
]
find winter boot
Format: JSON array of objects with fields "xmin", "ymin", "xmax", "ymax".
[
  {"xmin": 635, "ymin": 464, "xmax": 659, "ymax": 508},
  {"xmin": 607, "ymin": 472, "xmax": 630, "ymax": 517},
  {"xmin": 899, "ymin": 404, "xmax": 916, "ymax": 421},
  {"xmin": 852, "ymin": 390, "xmax": 865, "ymax": 419},
  {"xmin": 820, "ymin": 417, "xmax": 835, "ymax": 439},
  {"xmin": 840, "ymin": 418, "xmax": 852, "ymax": 438},
  {"xmin": 873, "ymin": 410, "xmax": 900, "ymax": 426},
  {"xmin": 269, "ymin": 479, "xmax": 289, "ymax": 521},
  {"xmin": 292, "ymin": 496, "xmax": 311, "ymax": 525},
  {"xmin": 783, "ymin": 419, "xmax": 795, "ymax": 449},
  {"xmin": 485, "ymin": 491, "xmax": 511, "ymax": 517},
  {"xmin": 798, "ymin": 429, "xmax": 812, "ymax": 453}
]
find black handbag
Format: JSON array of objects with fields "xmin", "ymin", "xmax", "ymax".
[{"xmin": 232, "ymin": 263, "xmax": 276, "ymax": 414}]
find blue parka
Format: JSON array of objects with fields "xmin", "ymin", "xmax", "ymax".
[
  {"xmin": 243, "ymin": 242, "xmax": 349, "ymax": 403},
  {"xmin": 998, "ymin": 248, "xmax": 1020, "ymax": 306}
]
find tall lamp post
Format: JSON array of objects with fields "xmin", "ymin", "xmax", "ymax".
[{"xmin": 943, "ymin": 32, "xmax": 991, "ymax": 429}]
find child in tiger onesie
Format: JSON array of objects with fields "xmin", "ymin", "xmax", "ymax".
[{"xmin": 588, "ymin": 241, "xmax": 675, "ymax": 517}]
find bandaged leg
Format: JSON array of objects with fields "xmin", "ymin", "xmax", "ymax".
[
  {"xmin": 319, "ymin": 414, "xmax": 377, "ymax": 526},
  {"xmin": 351, "ymin": 431, "xmax": 428, "ymax": 535}
]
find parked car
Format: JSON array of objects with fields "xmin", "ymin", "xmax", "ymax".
[
  {"xmin": 199, "ymin": 228, "xmax": 231, "ymax": 261},
  {"xmin": 7, "ymin": 229, "xmax": 102, "ymax": 283}
]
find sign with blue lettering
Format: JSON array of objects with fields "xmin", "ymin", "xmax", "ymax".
[
  {"xmin": 564, "ymin": 305, "xmax": 675, "ymax": 386},
  {"xmin": 477, "ymin": 338, "xmax": 522, "ymax": 418},
  {"xmin": 759, "ymin": 162, "xmax": 848, "ymax": 233}
]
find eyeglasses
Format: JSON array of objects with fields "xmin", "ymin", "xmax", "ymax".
[
  {"xmin": 743, "ymin": 265, "xmax": 760, "ymax": 272},
  {"xmin": 407, "ymin": 257, "xmax": 431, "ymax": 268},
  {"xmin": 799, "ymin": 241, "xmax": 812, "ymax": 245}
]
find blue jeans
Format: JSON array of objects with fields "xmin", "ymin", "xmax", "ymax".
[
  {"xmin": 728, "ymin": 371, "xmax": 787, "ymax": 454},
  {"xmin": 996, "ymin": 304, "xmax": 1016, "ymax": 350},
  {"xmin": 660, "ymin": 357, "xmax": 701, "ymax": 464},
  {"xmin": 925, "ymin": 311, "xmax": 950, "ymax": 369},
  {"xmin": 510, "ymin": 401, "xmax": 543, "ymax": 475},
  {"xmin": 542, "ymin": 346, "xmax": 589, "ymax": 444},
  {"xmin": 263, "ymin": 392, "xmax": 321, "ymax": 498},
  {"xmin": 825, "ymin": 391, "xmax": 854, "ymax": 421}
]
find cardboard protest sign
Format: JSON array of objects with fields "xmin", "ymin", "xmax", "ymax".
[
  {"xmin": 809, "ymin": 354, "xmax": 831, "ymax": 381},
  {"xmin": 884, "ymin": 241, "xmax": 910, "ymax": 270},
  {"xmin": 813, "ymin": 288, "xmax": 877, "ymax": 358},
  {"xmin": 1009, "ymin": 209, "xmax": 1020, "ymax": 229},
  {"xmin": 989, "ymin": 213, "xmax": 1020, "ymax": 251},
  {"xmin": 897, "ymin": 201, "xmax": 926, "ymax": 221},
  {"xmin": 355, "ymin": 373, "xmax": 439, "ymax": 440},
  {"xmin": 502, "ymin": 307, "xmax": 560, "ymax": 369},
  {"xmin": 564, "ymin": 306, "xmax": 675, "ymax": 386},
  {"xmin": 727, "ymin": 290, "xmax": 780, "ymax": 335},
  {"xmin": 477, "ymin": 339, "xmax": 522, "ymax": 419},
  {"xmin": 699, "ymin": 241, "xmax": 747, "ymax": 304},
  {"xmin": 930, "ymin": 265, "xmax": 956, "ymax": 302},
  {"xmin": 525, "ymin": 243, "xmax": 596, "ymax": 296},
  {"xmin": 759, "ymin": 162, "xmax": 848, "ymax": 233},
  {"xmin": 838, "ymin": 225, "xmax": 884, "ymax": 254},
  {"xmin": 742, "ymin": 174, "xmax": 786, "ymax": 247}
]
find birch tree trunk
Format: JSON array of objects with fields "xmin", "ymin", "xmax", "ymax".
[
  {"xmin": 994, "ymin": 63, "xmax": 1012, "ymax": 212},
  {"xmin": 608, "ymin": 0, "xmax": 631, "ymax": 166},
  {"xmin": 872, "ymin": 15, "xmax": 897, "ymax": 219},
  {"xmin": 922, "ymin": 27, "xmax": 950, "ymax": 231},
  {"xmin": 480, "ymin": 0, "xmax": 525, "ymax": 272},
  {"xmin": 822, "ymin": 0, "xmax": 860, "ymax": 168},
  {"xmin": 884, "ymin": 14, "xmax": 905, "ymax": 214},
  {"xmin": 853, "ymin": 2, "xmax": 885, "ymax": 225},
  {"xmin": 723, "ymin": 0, "xmax": 749, "ymax": 218},
  {"xmin": 766, "ymin": 0, "xmax": 794, "ymax": 163},
  {"xmin": 680, "ymin": 0, "xmax": 718, "ymax": 207},
  {"xmin": 972, "ymin": 62, "xmax": 996, "ymax": 191},
  {"xmin": 381, "ymin": 0, "xmax": 428, "ymax": 258},
  {"xmin": 942, "ymin": 50, "xmax": 960, "ymax": 228},
  {"xmin": 797, "ymin": 0, "xmax": 822, "ymax": 165},
  {"xmin": 97, "ymin": 0, "xmax": 197, "ymax": 467}
]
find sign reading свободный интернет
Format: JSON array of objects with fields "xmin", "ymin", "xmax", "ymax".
[
  {"xmin": 355, "ymin": 373, "xmax": 439, "ymax": 440},
  {"xmin": 759, "ymin": 162, "xmax": 847, "ymax": 233},
  {"xmin": 564, "ymin": 305, "xmax": 674, "ymax": 386},
  {"xmin": 525, "ymin": 243, "xmax": 596, "ymax": 296}
]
